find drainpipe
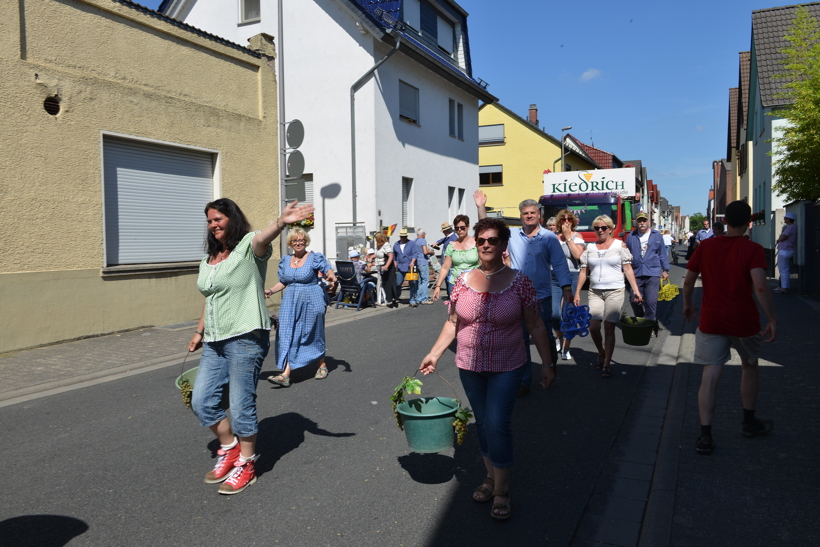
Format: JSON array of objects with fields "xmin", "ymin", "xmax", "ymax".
[{"xmin": 350, "ymin": 32, "xmax": 401, "ymax": 224}]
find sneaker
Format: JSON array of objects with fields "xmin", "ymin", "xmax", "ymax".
[
  {"xmin": 561, "ymin": 349, "xmax": 572, "ymax": 361},
  {"xmin": 696, "ymin": 435, "xmax": 714, "ymax": 455},
  {"xmin": 218, "ymin": 457, "xmax": 257, "ymax": 495},
  {"xmin": 741, "ymin": 418, "xmax": 774, "ymax": 438},
  {"xmin": 421, "ymin": 299, "xmax": 435, "ymax": 305},
  {"xmin": 204, "ymin": 441, "xmax": 241, "ymax": 483},
  {"xmin": 555, "ymin": 339, "xmax": 561, "ymax": 352}
]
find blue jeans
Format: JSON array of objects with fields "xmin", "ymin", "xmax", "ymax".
[
  {"xmin": 395, "ymin": 270, "xmax": 418, "ymax": 303},
  {"xmin": 412, "ymin": 262, "xmax": 429, "ymax": 303},
  {"xmin": 191, "ymin": 331, "xmax": 270, "ymax": 438},
  {"xmin": 521, "ymin": 297, "xmax": 558, "ymax": 387},
  {"xmin": 459, "ymin": 364, "xmax": 525, "ymax": 468},
  {"xmin": 630, "ymin": 276, "xmax": 660, "ymax": 321},
  {"xmin": 551, "ymin": 270, "xmax": 580, "ymax": 332}
]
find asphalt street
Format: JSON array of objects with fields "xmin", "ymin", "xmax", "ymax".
[{"xmin": 0, "ymin": 272, "xmax": 686, "ymax": 547}]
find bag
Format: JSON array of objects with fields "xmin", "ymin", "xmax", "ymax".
[
  {"xmin": 658, "ymin": 279, "xmax": 679, "ymax": 301},
  {"xmin": 405, "ymin": 265, "xmax": 419, "ymax": 281}
]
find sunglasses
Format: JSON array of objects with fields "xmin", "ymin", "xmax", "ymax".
[
  {"xmin": 455, "ymin": 225, "xmax": 468, "ymax": 231},
  {"xmin": 593, "ymin": 226, "xmax": 610, "ymax": 232},
  {"xmin": 476, "ymin": 237, "xmax": 501, "ymax": 246}
]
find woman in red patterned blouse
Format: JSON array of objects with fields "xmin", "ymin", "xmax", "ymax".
[{"xmin": 420, "ymin": 218, "xmax": 555, "ymax": 521}]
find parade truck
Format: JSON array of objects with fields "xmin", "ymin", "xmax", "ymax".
[{"xmin": 539, "ymin": 167, "xmax": 638, "ymax": 242}]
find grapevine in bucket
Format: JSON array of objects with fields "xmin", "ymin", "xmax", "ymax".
[
  {"xmin": 178, "ymin": 351, "xmax": 193, "ymax": 409},
  {"xmin": 389, "ymin": 371, "xmax": 473, "ymax": 445}
]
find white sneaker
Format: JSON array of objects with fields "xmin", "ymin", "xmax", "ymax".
[
  {"xmin": 561, "ymin": 349, "xmax": 572, "ymax": 361},
  {"xmin": 555, "ymin": 339, "xmax": 561, "ymax": 352}
]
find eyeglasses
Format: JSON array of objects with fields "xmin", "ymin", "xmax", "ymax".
[
  {"xmin": 455, "ymin": 225, "xmax": 468, "ymax": 231},
  {"xmin": 476, "ymin": 237, "xmax": 501, "ymax": 246},
  {"xmin": 292, "ymin": 239, "xmax": 306, "ymax": 244},
  {"xmin": 593, "ymin": 226, "xmax": 610, "ymax": 232}
]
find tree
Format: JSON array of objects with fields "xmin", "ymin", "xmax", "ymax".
[
  {"xmin": 689, "ymin": 213, "xmax": 705, "ymax": 231},
  {"xmin": 769, "ymin": 6, "xmax": 820, "ymax": 202}
]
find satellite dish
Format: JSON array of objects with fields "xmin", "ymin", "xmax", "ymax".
[
  {"xmin": 286, "ymin": 119, "xmax": 304, "ymax": 149},
  {"xmin": 286, "ymin": 150, "xmax": 305, "ymax": 179}
]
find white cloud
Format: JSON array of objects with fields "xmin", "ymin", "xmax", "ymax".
[{"xmin": 580, "ymin": 68, "xmax": 601, "ymax": 82}]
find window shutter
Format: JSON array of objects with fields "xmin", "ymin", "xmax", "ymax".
[
  {"xmin": 103, "ymin": 137, "xmax": 213, "ymax": 266},
  {"xmin": 399, "ymin": 81, "xmax": 419, "ymax": 123},
  {"xmin": 437, "ymin": 16, "xmax": 454, "ymax": 53},
  {"xmin": 479, "ymin": 124, "xmax": 504, "ymax": 144}
]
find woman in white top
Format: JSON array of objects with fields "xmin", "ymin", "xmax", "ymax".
[
  {"xmin": 551, "ymin": 209, "xmax": 586, "ymax": 361},
  {"xmin": 574, "ymin": 215, "xmax": 643, "ymax": 378}
]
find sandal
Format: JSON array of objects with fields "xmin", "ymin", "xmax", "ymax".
[
  {"xmin": 596, "ymin": 354, "xmax": 605, "ymax": 370},
  {"xmin": 315, "ymin": 367, "xmax": 328, "ymax": 380},
  {"xmin": 472, "ymin": 478, "xmax": 495, "ymax": 503},
  {"xmin": 601, "ymin": 366, "xmax": 612, "ymax": 379},
  {"xmin": 491, "ymin": 490, "xmax": 511, "ymax": 520},
  {"xmin": 268, "ymin": 374, "xmax": 291, "ymax": 387}
]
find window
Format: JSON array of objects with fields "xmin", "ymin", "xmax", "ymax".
[
  {"xmin": 449, "ymin": 99, "xmax": 464, "ymax": 139},
  {"xmin": 448, "ymin": 186, "xmax": 457, "ymax": 221},
  {"xmin": 240, "ymin": 0, "xmax": 260, "ymax": 23},
  {"xmin": 402, "ymin": 177, "xmax": 414, "ymax": 227},
  {"xmin": 458, "ymin": 188, "xmax": 465, "ymax": 214},
  {"xmin": 479, "ymin": 124, "xmax": 504, "ymax": 145},
  {"xmin": 403, "ymin": 0, "xmax": 421, "ymax": 31},
  {"xmin": 102, "ymin": 136, "xmax": 214, "ymax": 266},
  {"xmin": 479, "ymin": 165, "xmax": 503, "ymax": 186},
  {"xmin": 399, "ymin": 81, "xmax": 419, "ymax": 125},
  {"xmin": 437, "ymin": 16, "xmax": 454, "ymax": 54},
  {"xmin": 457, "ymin": 103, "xmax": 464, "ymax": 140}
]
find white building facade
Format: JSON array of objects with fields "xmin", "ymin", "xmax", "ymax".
[{"xmin": 160, "ymin": 0, "xmax": 494, "ymax": 257}]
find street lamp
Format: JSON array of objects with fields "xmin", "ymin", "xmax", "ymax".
[{"xmin": 561, "ymin": 126, "xmax": 572, "ymax": 172}]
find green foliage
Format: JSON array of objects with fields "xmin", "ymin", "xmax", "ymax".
[
  {"xmin": 769, "ymin": 6, "xmax": 820, "ymax": 201},
  {"xmin": 689, "ymin": 213, "xmax": 705, "ymax": 231},
  {"xmin": 389, "ymin": 377, "xmax": 421, "ymax": 431}
]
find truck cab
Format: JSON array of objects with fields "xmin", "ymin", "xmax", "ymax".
[{"xmin": 538, "ymin": 193, "xmax": 634, "ymax": 242}]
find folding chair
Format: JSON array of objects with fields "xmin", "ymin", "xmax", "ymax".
[{"xmin": 334, "ymin": 261, "xmax": 376, "ymax": 311}]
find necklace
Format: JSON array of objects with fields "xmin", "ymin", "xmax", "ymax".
[
  {"xmin": 478, "ymin": 264, "xmax": 507, "ymax": 280},
  {"xmin": 291, "ymin": 252, "xmax": 307, "ymax": 266}
]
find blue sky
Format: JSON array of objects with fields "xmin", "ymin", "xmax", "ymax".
[{"xmin": 139, "ymin": 0, "xmax": 781, "ymax": 215}]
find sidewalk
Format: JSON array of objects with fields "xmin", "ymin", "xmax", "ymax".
[
  {"xmin": 0, "ymin": 301, "xmax": 396, "ymax": 407},
  {"xmin": 642, "ymin": 281, "xmax": 820, "ymax": 546}
]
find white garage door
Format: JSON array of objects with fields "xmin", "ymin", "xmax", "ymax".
[{"xmin": 103, "ymin": 136, "xmax": 214, "ymax": 266}]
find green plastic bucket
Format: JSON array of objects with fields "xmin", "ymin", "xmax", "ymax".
[
  {"xmin": 620, "ymin": 316, "xmax": 655, "ymax": 346},
  {"xmin": 396, "ymin": 397, "xmax": 460, "ymax": 453},
  {"xmin": 175, "ymin": 366, "xmax": 229, "ymax": 411}
]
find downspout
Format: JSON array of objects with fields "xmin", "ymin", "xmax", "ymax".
[{"xmin": 350, "ymin": 32, "xmax": 401, "ymax": 224}]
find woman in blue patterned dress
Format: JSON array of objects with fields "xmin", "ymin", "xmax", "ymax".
[
  {"xmin": 188, "ymin": 198, "xmax": 313, "ymax": 495},
  {"xmin": 265, "ymin": 227, "xmax": 337, "ymax": 387}
]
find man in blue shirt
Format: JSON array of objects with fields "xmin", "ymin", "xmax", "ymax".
[
  {"xmin": 475, "ymin": 191, "xmax": 571, "ymax": 396},
  {"xmin": 696, "ymin": 219, "xmax": 714, "ymax": 243},
  {"xmin": 393, "ymin": 228, "xmax": 420, "ymax": 308},
  {"xmin": 413, "ymin": 230, "xmax": 434, "ymax": 305},
  {"xmin": 625, "ymin": 212, "xmax": 669, "ymax": 323},
  {"xmin": 433, "ymin": 222, "xmax": 458, "ymax": 298}
]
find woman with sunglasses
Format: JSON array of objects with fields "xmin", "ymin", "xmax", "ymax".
[
  {"xmin": 432, "ymin": 215, "xmax": 479, "ymax": 301},
  {"xmin": 421, "ymin": 218, "xmax": 554, "ymax": 521},
  {"xmin": 551, "ymin": 209, "xmax": 586, "ymax": 360},
  {"xmin": 265, "ymin": 227, "xmax": 337, "ymax": 387},
  {"xmin": 574, "ymin": 215, "xmax": 642, "ymax": 378}
]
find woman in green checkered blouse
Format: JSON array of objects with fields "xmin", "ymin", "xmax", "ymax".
[{"xmin": 187, "ymin": 198, "xmax": 313, "ymax": 495}]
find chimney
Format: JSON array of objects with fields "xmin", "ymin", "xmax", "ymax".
[{"xmin": 528, "ymin": 104, "xmax": 538, "ymax": 125}]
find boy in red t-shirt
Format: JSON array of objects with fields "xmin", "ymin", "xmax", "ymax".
[{"xmin": 683, "ymin": 201, "xmax": 778, "ymax": 454}]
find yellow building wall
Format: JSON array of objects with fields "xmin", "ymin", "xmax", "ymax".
[
  {"xmin": 478, "ymin": 103, "xmax": 597, "ymax": 217},
  {"xmin": 0, "ymin": 0, "xmax": 280, "ymax": 353}
]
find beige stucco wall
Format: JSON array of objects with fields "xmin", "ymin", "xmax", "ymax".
[{"xmin": 0, "ymin": 0, "xmax": 280, "ymax": 353}]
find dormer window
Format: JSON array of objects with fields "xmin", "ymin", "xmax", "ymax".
[
  {"xmin": 437, "ymin": 16, "xmax": 453, "ymax": 54},
  {"xmin": 403, "ymin": 0, "xmax": 421, "ymax": 31}
]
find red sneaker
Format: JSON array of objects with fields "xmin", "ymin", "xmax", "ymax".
[
  {"xmin": 218, "ymin": 457, "xmax": 257, "ymax": 495},
  {"xmin": 204, "ymin": 442, "xmax": 241, "ymax": 484}
]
